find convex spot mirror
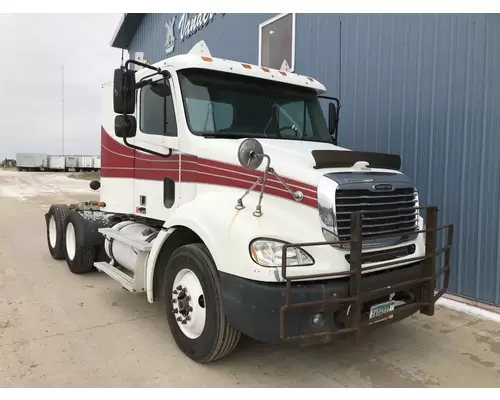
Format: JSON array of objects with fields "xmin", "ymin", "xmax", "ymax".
[
  {"xmin": 114, "ymin": 115, "xmax": 137, "ymax": 138},
  {"xmin": 113, "ymin": 68, "xmax": 136, "ymax": 115},
  {"xmin": 238, "ymin": 138, "xmax": 264, "ymax": 170}
]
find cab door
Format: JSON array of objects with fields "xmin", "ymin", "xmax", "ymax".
[{"xmin": 132, "ymin": 70, "xmax": 180, "ymax": 220}]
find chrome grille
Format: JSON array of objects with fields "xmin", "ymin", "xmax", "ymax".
[{"xmin": 335, "ymin": 187, "xmax": 418, "ymax": 243}]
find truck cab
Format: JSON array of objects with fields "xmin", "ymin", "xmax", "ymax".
[{"xmin": 45, "ymin": 41, "xmax": 453, "ymax": 363}]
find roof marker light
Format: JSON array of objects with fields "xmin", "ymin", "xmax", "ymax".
[
  {"xmin": 279, "ymin": 71, "xmax": 287, "ymax": 76},
  {"xmin": 201, "ymin": 56, "xmax": 213, "ymax": 62},
  {"xmin": 261, "ymin": 67, "xmax": 270, "ymax": 72},
  {"xmin": 307, "ymin": 77, "xmax": 314, "ymax": 82},
  {"xmin": 242, "ymin": 63, "xmax": 252, "ymax": 69}
]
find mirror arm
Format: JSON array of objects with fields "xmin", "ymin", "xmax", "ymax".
[
  {"xmin": 318, "ymin": 95, "xmax": 340, "ymax": 108},
  {"xmin": 124, "ymin": 60, "xmax": 171, "ymax": 79},
  {"xmin": 135, "ymin": 79, "xmax": 153, "ymax": 89},
  {"xmin": 122, "ymin": 135, "xmax": 173, "ymax": 158},
  {"xmin": 118, "ymin": 60, "xmax": 172, "ymax": 157}
]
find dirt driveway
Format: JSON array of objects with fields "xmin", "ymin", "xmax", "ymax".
[{"xmin": 1, "ymin": 171, "xmax": 499, "ymax": 387}]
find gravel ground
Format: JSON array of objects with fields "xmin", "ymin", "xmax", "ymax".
[{"xmin": 0, "ymin": 171, "xmax": 499, "ymax": 387}]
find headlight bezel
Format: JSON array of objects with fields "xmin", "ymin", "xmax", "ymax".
[{"xmin": 249, "ymin": 238, "xmax": 315, "ymax": 268}]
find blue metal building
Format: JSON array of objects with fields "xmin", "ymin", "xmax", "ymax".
[{"xmin": 111, "ymin": 13, "xmax": 500, "ymax": 305}]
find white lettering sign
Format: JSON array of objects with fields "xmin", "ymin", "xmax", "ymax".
[
  {"xmin": 165, "ymin": 13, "xmax": 225, "ymax": 55},
  {"xmin": 178, "ymin": 13, "xmax": 225, "ymax": 42}
]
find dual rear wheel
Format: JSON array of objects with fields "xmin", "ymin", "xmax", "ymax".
[{"xmin": 45, "ymin": 204, "xmax": 95, "ymax": 274}]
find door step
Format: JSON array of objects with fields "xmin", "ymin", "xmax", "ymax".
[
  {"xmin": 98, "ymin": 227, "xmax": 153, "ymax": 252},
  {"xmin": 94, "ymin": 261, "xmax": 139, "ymax": 292}
]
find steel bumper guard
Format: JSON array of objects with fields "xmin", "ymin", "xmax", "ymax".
[{"xmin": 279, "ymin": 206, "xmax": 454, "ymax": 344}]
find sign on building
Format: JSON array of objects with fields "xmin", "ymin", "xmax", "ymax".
[{"xmin": 165, "ymin": 13, "xmax": 225, "ymax": 55}]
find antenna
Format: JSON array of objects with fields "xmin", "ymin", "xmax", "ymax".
[{"xmin": 61, "ymin": 64, "xmax": 64, "ymax": 155}]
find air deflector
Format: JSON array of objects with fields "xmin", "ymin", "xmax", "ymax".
[{"xmin": 312, "ymin": 150, "xmax": 401, "ymax": 170}]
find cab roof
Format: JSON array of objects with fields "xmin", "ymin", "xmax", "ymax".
[{"xmin": 135, "ymin": 41, "xmax": 327, "ymax": 94}]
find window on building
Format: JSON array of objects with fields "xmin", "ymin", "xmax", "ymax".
[
  {"xmin": 259, "ymin": 13, "xmax": 296, "ymax": 72},
  {"xmin": 139, "ymin": 82, "xmax": 177, "ymax": 136}
]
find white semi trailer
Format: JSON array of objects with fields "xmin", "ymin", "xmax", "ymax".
[
  {"xmin": 44, "ymin": 42, "xmax": 454, "ymax": 363},
  {"xmin": 16, "ymin": 153, "xmax": 48, "ymax": 171}
]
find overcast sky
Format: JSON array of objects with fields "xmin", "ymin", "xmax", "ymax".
[{"xmin": 0, "ymin": 13, "xmax": 124, "ymax": 159}]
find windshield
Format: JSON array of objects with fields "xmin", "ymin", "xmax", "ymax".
[{"xmin": 177, "ymin": 68, "xmax": 332, "ymax": 143}]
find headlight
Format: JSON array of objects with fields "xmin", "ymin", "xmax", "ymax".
[{"xmin": 249, "ymin": 239, "xmax": 314, "ymax": 267}]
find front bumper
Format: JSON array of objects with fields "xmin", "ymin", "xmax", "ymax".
[{"xmin": 220, "ymin": 206, "xmax": 454, "ymax": 345}]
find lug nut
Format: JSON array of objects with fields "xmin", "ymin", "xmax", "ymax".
[
  {"xmin": 176, "ymin": 285, "xmax": 182, "ymax": 290},
  {"xmin": 185, "ymin": 316, "xmax": 191, "ymax": 321},
  {"xmin": 173, "ymin": 290, "xmax": 178, "ymax": 295},
  {"xmin": 187, "ymin": 306, "xmax": 193, "ymax": 312},
  {"xmin": 173, "ymin": 308, "xmax": 178, "ymax": 314},
  {"xmin": 181, "ymin": 319, "xmax": 187, "ymax": 325},
  {"xmin": 172, "ymin": 298, "xmax": 177, "ymax": 303},
  {"xmin": 176, "ymin": 317, "xmax": 182, "ymax": 321}
]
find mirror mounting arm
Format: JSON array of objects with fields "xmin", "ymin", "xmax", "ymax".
[
  {"xmin": 117, "ymin": 60, "xmax": 173, "ymax": 158},
  {"xmin": 235, "ymin": 138, "xmax": 304, "ymax": 217},
  {"xmin": 124, "ymin": 60, "xmax": 171, "ymax": 79},
  {"xmin": 122, "ymin": 135, "xmax": 173, "ymax": 159}
]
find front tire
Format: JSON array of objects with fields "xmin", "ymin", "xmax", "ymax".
[
  {"xmin": 163, "ymin": 243, "xmax": 241, "ymax": 363},
  {"xmin": 63, "ymin": 212, "xmax": 96, "ymax": 274}
]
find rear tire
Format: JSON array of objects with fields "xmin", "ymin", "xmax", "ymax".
[
  {"xmin": 63, "ymin": 211, "xmax": 96, "ymax": 274},
  {"xmin": 46, "ymin": 204, "xmax": 70, "ymax": 260},
  {"xmin": 163, "ymin": 243, "xmax": 241, "ymax": 363}
]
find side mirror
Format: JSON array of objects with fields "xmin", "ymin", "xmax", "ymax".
[
  {"xmin": 113, "ymin": 68, "xmax": 136, "ymax": 114},
  {"xmin": 328, "ymin": 102, "xmax": 338, "ymax": 145},
  {"xmin": 150, "ymin": 79, "xmax": 171, "ymax": 97},
  {"xmin": 114, "ymin": 115, "xmax": 137, "ymax": 138}
]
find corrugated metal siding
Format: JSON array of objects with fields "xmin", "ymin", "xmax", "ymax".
[
  {"xmin": 129, "ymin": 13, "xmax": 275, "ymax": 66},
  {"xmin": 128, "ymin": 13, "xmax": 500, "ymax": 305}
]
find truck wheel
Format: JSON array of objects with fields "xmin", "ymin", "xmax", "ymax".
[
  {"xmin": 46, "ymin": 204, "xmax": 70, "ymax": 260},
  {"xmin": 63, "ymin": 212, "xmax": 96, "ymax": 274},
  {"xmin": 163, "ymin": 243, "xmax": 241, "ymax": 363}
]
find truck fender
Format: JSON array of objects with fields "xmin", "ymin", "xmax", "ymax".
[
  {"xmin": 145, "ymin": 216, "xmax": 223, "ymax": 303},
  {"xmin": 146, "ymin": 227, "xmax": 176, "ymax": 303}
]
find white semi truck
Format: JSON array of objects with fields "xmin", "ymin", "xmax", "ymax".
[{"xmin": 44, "ymin": 42, "xmax": 454, "ymax": 363}]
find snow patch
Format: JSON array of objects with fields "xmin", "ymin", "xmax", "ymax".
[
  {"xmin": 0, "ymin": 171, "xmax": 92, "ymax": 200},
  {"xmin": 437, "ymin": 297, "xmax": 500, "ymax": 324}
]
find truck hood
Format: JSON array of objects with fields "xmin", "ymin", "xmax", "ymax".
[{"xmin": 191, "ymin": 137, "xmax": 401, "ymax": 189}]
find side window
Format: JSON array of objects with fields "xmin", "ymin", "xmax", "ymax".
[
  {"xmin": 279, "ymin": 101, "xmax": 313, "ymax": 138},
  {"xmin": 139, "ymin": 84, "xmax": 178, "ymax": 136},
  {"xmin": 185, "ymin": 98, "xmax": 233, "ymax": 132}
]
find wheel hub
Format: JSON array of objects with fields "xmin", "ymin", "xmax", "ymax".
[
  {"xmin": 173, "ymin": 286, "xmax": 193, "ymax": 323},
  {"xmin": 171, "ymin": 269, "xmax": 206, "ymax": 339}
]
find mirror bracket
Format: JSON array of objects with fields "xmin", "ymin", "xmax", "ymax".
[
  {"xmin": 113, "ymin": 58, "xmax": 174, "ymax": 158},
  {"xmin": 235, "ymin": 138, "xmax": 303, "ymax": 216}
]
